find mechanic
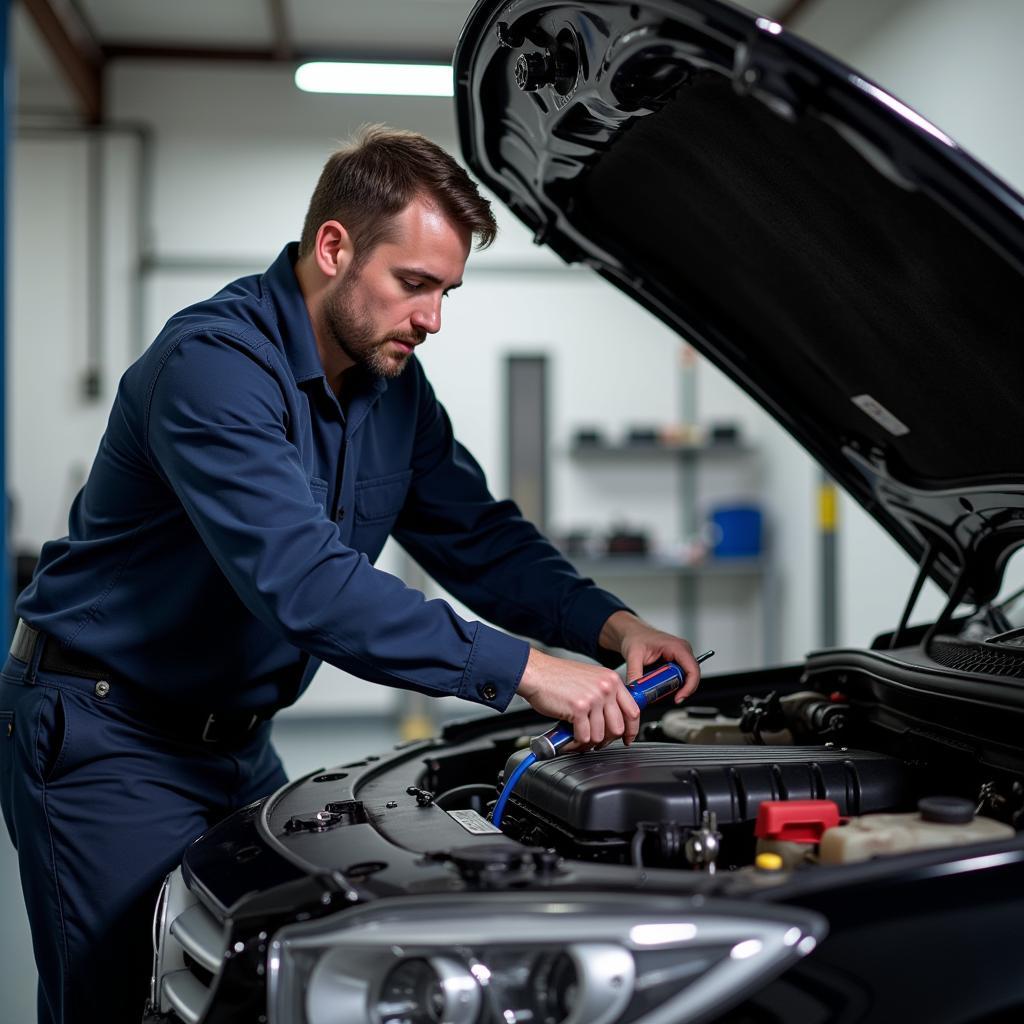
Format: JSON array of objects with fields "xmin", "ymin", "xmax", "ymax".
[{"xmin": 0, "ymin": 125, "xmax": 702, "ymax": 1024}]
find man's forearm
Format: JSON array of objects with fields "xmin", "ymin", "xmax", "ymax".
[{"xmin": 598, "ymin": 609, "xmax": 644, "ymax": 654}]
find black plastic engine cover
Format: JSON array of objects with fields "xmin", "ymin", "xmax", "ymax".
[{"xmin": 507, "ymin": 744, "xmax": 909, "ymax": 834}]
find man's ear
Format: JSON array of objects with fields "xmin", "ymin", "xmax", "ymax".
[{"xmin": 313, "ymin": 220, "xmax": 355, "ymax": 279}]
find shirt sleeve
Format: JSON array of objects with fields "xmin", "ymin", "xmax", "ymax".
[
  {"xmin": 393, "ymin": 367, "xmax": 632, "ymax": 669},
  {"xmin": 146, "ymin": 330, "xmax": 528, "ymax": 711}
]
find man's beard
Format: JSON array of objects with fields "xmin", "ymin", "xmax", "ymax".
[{"xmin": 322, "ymin": 267, "xmax": 425, "ymax": 379}]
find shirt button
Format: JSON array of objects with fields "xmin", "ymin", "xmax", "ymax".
[{"xmin": 481, "ymin": 683, "xmax": 498, "ymax": 701}]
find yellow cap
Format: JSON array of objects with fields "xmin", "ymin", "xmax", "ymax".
[{"xmin": 755, "ymin": 852, "xmax": 784, "ymax": 871}]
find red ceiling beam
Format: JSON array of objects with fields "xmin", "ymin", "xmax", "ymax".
[{"xmin": 20, "ymin": 0, "xmax": 104, "ymax": 122}]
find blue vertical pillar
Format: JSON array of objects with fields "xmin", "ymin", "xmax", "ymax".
[{"xmin": 1, "ymin": 0, "xmax": 9, "ymax": 636}]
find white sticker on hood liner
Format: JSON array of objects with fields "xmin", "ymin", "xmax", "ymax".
[
  {"xmin": 851, "ymin": 394, "xmax": 910, "ymax": 437},
  {"xmin": 447, "ymin": 808, "xmax": 501, "ymax": 834}
]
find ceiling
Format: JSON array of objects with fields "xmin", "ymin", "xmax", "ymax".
[
  {"xmin": 76, "ymin": 0, "xmax": 481, "ymax": 60},
  {"xmin": 12, "ymin": 0, "xmax": 808, "ymax": 121}
]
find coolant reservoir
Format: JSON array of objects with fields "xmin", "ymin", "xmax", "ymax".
[
  {"xmin": 660, "ymin": 706, "xmax": 792, "ymax": 745},
  {"xmin": 819, "ymin": 796, "xmax": 1014, "ymax": 864}
]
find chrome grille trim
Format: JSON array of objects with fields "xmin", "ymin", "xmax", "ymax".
[
  {"xmin": 170, "ymin": 903, "xmax": 224, "ymax": 975},
  {"xmin": 162, "ymin": 969, "xmax": 209, "ymax": 1024},
  {"xmin": 151, "ymin": 866, "xmax": 226, "ymax": 1021}
]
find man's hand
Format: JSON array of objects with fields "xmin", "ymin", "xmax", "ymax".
[
  {"xmin": 516, "ymin": 648, "xmax": 641, "ymax": 748},
  {"xmin": 599, "ymin": 610, "xmax": 701, "ymax": 704}
]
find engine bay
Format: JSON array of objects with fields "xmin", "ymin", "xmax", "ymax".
[
  {"xmin": 425, "ymin": 653, "xmax": 1024, "ymax": 880},
  {"xmin": 498, "ymin": 738, "xmax": 913, "ymax": 868}
]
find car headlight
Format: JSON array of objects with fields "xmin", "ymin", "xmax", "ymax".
[{"xmin": 267, "ymin": 892, "xmax": 825, "ymax": 1024}]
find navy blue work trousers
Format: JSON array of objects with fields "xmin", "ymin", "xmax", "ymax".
[{"xmin": 0, "ymin": 653, "xmax": 287, "ymax": 1024}]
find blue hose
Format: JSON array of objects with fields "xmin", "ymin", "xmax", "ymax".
[
  {"xmin": 490, "ymin": 752, "xmax": 536, "ymax": 828},
  {"xmin": 491, "ymin": 653, "xmax": 714, "ymax": 829}
]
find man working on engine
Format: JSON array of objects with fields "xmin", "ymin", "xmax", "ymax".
[{"xmin": 0, "ymin": 125, "xmax": 701, "ymax": 1023}]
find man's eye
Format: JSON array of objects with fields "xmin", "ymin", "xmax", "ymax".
[{"xmin": 402, "ymin": 279, "xmax": 422, "ymax": 292}]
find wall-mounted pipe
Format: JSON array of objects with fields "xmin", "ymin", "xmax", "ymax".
[{"xmin": 15, "ymin": 115, "xmax": 155, "ymax": 380}]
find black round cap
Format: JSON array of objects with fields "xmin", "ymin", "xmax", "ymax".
[
  {"xmin": 918, "ymin": 796, "xmax": 975, "ymax": 824},
  {"xmin": 515, "ymin": 52, "xmax": 548, "ymax": 91}
]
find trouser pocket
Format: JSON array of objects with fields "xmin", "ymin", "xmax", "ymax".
[{"xmin": 34, "ymin": 690, "xmax": 70, "ymax": 784}]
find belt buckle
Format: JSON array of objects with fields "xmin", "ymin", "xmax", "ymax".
[{"xmin": 202, "ymin": 712, "xmax": 259, "ymax": 744}]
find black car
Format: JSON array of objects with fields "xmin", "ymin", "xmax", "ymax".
[{"xmin": 146, "ymin": 1, "xmax": 1024, "ymax": 1022}]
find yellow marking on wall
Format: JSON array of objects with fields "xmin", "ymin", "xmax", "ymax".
[{"xmin": 819, "ymin": 482, "xmax": 838, "ymax": 532}]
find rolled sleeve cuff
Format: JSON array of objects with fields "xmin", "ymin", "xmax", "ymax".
[
  {"xmin": 459, "ymin": 622, "xmax": 530, "ymax": 712},
  {"xmin": 561, "ymin": 587, "xmax": 633, "ymax": 669}
]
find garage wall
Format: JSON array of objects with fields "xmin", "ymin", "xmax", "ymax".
[
  {"xmin": 5, "ymin": 3, "xmax": 1024, "ymax": 1019},
  {"xmin": 10, "ymin": 0, "xmax": 1024, "ymax": 725}
]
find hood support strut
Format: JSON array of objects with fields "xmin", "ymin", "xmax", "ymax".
[
  {"xmin": 922, "ymin": 562, "xmax": 975, "ymax": 652},
  {"xmin": 891, "ymin": 542, "xmax": 937, "ymax": 650}
]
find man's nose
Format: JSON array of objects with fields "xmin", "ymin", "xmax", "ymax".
[{"xmin": 411, "ymin": 296, "xmax": 442, "ymax": 335}]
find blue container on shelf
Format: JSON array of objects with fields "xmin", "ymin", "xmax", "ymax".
[{"xmin": 709, "ymin": 504, "xmax": 763, "ymax": 558}]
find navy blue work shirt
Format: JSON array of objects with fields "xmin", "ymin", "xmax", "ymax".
[{"xmin": 17, "ymin": 245, "xmax": 628, "ymax": 714}]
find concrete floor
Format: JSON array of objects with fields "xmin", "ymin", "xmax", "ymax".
[{"xmin": 0, "ymin": 715, "xmax": 400, "ymax": 1022}]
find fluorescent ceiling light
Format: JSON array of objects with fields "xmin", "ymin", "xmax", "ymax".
[{"xmin": 295, "ymin": 61, "xmax": 454, "ymax": 97}]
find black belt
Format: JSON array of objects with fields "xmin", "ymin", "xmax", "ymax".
[{"xmin": 9, "ymin": 620, "xmax": 269, "ymax": 746}]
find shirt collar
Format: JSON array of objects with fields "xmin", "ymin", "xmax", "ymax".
[
  {"xmin": 261, "ymin": 243, "xmax": 324, "ymax": 383},
  {"xmin": 261, "ymin": 243, "xmax": 389, "ymax": 404}
]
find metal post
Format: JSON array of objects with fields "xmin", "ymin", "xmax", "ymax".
[
  {"xmin": 678, "ymin": 345, "xmax": 698, "ymax": 641},
  {"xmin": 1, "ymin": 0, "xmax": 10, "ymax": 637},
  {"xmin": 818, "ymin": 470, "xmax": 838, "ymax": 647},
  {"xmin": 506, "ymin": 354, "xmax": 548, "ymax": 531}
]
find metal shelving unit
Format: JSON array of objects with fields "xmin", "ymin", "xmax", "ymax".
[
  {"xmin": 568, "ymin": 440, "xmax": 754, "ymax": 459},
  {"xmin": 566, "ymin": 439, "xmax": 777, "ymax": 663},
  {"xmin": 572, "ymin": 555, "xmax": 765, "ymax": 578}
]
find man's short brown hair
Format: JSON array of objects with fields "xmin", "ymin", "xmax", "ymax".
[{"xmin": 298, "ymin": 125, "xmax": 497, "ymax": 263}]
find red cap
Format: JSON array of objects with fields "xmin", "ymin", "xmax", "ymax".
[{"xmin": 754, "ymin": 800, "xmax": 841, "ymax": 843}]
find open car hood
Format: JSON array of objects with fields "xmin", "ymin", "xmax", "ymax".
[{"xmin": 454, "ymin": 0, "xmax": 1024, "ymax": 606}]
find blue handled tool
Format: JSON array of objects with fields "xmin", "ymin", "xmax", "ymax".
[
  {"xmin": 491, "ymin": 650, "xmax": 714, "ymax": 827},
  {"xmin": 530, "ymin": 650, "xmax": 715, "ymax": 760}
]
